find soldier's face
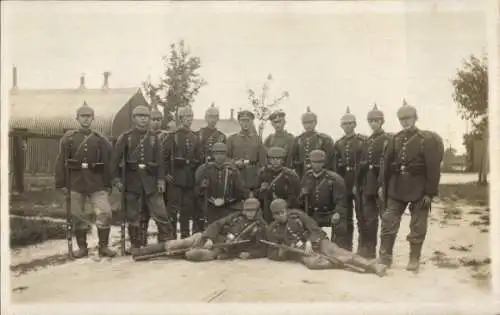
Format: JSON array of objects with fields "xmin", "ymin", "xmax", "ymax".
[
  {"xmin": 134, "ymin": 114, "xmax": 150, "ymax": 128},
  {"xmin": 269, "ymin": 157, "xmax": 283, "ymax": 169},
  {"xmin": 239, "ymin": 118, "xmax": 252, "ymax": 131},
  {"xmin": 77, "ymin": 114, "xmax": 93, "ymax": 128},
  {"xmin": 180, "ymin": 113, "xmax": 193, "ymax": 128},
  {"xmin": 271, "ymin": 118, "xmax": 285, "ymax": 131},
  {"xmin": 311, "ymin": 160, "xmax": 324, "ymax": 172},
  {"xmin": 272, "ymin": 209, "xmax": 288, "ymax": 223},
  {"xmin": 399, "ymin": 116, "xmax": 417, "ymax": 130},
  {"xmin": 341, "ymin": 121, "xmax": 356, "ymax": 134},
  {"xmin": 302, "ymin": 119, "xmax": 316, "ymax": 132},
  {"xmin": 213, "ymin": 151, "xmax": 227, "ymax": 164},
  {"xmin": 368, "ymin": 119, "xmax": 383, "ymax": 132},
  {"xmin": 205, "ymin": 114, "xmax": 219, "ymax": 127},
  {"xmin": 243, "ymin": 209, "xmax": 258, "ymax": 219},
  {"xmin": 166, "ymin": 121, "xmax": 177, "ymax": 132},
  {"xmin": 150, "ymin": 116, "xmax": 163, "ymax": 131}
]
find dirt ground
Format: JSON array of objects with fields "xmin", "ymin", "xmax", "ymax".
[{"xmin": 9, "ymin": 173, "xmax": 493, "ymax": 304}]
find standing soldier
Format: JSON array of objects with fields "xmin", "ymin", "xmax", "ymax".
[
  {"xmin": 291, "ymin": 107, "xmax": 335, "ymax": 179},
  {"xmin": 164, "ymin": 106, "xmax": 202, "ymax": 238},
  {"xmin": 356, "ymin": 104, "xmax": 391, "ymax": 259},
  {"xmin": 264, "ymin": 110, "xmax": 295, "ymax": 167},
  {"xmin": 227, "ymin": 110, "xmax": 266, "ymax": 193},
  {"xmin": 55, "ymin": 102, "xmax": 116, "ymax": 258},
  {"xmin": 257, "ymin": 146, "xmax": 301, "ymax": 223},
  {"xmin": 300, "ymin": 150, "xmax": 348, "ymax": 240},
  {"xmin": 138, "ymin": 108, "xmax": 171, "ymax": 246},
  {"xmin": 333, "ymin": 107, "xmax": 367, "ymax": 252},
  {"xmin": 196, "ymin": 142, "xmax": 248, "ymax": 224},
  {"xmin": 378, "ymin": 100, "xmax": 441, "ymax": 272},
  {"xmin": 198, "ymin": 103, "xmax": 227, "ymax": 164},
  {"xmin": 110, "ymin": 105, "xmax": 173, "ymax": 254}
]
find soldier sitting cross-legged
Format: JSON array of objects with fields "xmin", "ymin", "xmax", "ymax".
[{"xmin": 264, "ymin": 198, "xmax": 387, "ymax": 277}]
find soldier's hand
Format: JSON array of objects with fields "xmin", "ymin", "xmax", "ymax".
[
  {"xmin": 352, "ymin": 186, "xmax": 357, "ymax": 195},
  {"xmin": 377, "ymin": 187, "xmax": 384, "ymax": 200},
  {"xmin": 420, "ymin": 195, "xmax": 432, "ymax": 209},
  {"xmin": 331, "ymin": 213, "xmax": 340, "ymax": 224},
  {"xmin": 304, "ymin": 241, "xmax": 314, "ymax": 256},
  {"xmin": 114, "ymin": 182, "xmax": 124, "ymax": 193},
  {"xmin": 278, "ymin": 247, "xmax": 287, "ymax": 257},
  {"xmin": 157, "ymin": 181, "xmax": 166, "ymax": 194},
  {"xmin": 165, "ymin": 174, "xmax": 174, "ymax": 184},
  {"xmin": 60, "ymin": 187, "xmax": 69, "ymax": 195},
  {"xmin": 300, "ymin": 188, "xmax": 309, "ymax": 196},
  {"xmin": 238, "ymin": 252, "xmax": 251, "ymax": 260},
  {"xmin": 203, "ymin": 239, "xmax": 214, "ymax": 249},
  {"xmin": 200, "ymin": 179, "xmax": 209, "ymax": 188},
  {"xmin": 260, "ymin": 182, "xmax": 269, "ymax": 192}
]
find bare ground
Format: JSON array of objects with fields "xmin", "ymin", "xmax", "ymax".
[{"xmin": 9, "ymin": 174, "xmax": 492, "ymax": 304}]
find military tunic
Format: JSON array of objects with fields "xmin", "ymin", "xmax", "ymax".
[
  {"xmin": 163, "ymin": 126, "xmax": 202, "ymax": 237},
  {"xmin": 55, "ymin": 129, "xmax": 113, "ymax": 230},
  {"xmin": 195, "ymin": 162, "xmax": 248, "ymax": 224},
  {"xmin": 227, "ymin": 131, "xmax": 266, "ymax": 191},
  {"xmin": 333, "ymin": 133, "xmax": 367, "ymax": 252},
  {"xmin": 257, "ymin": 166, "xmax": 301, "ymax": 223},
  {"xmin": 185, "ymin": 212, "xmax": 268, "ymax": 261},
  {"xmin": 197, "ymin": 126, "xmax": 227, "ymax": 163},
  {"xmin": 264, "ymin": 131, "xmax": 295, "ymax": 167},
  {"xmin": 378, "ymin": 127, "xmax": 441, "ymax": 262},
  {"xmin": 290, "ymin": 131, "xmax": 335, "ymax": 178}
]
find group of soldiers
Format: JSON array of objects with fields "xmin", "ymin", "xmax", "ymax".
[{"xmin": 55, "ymin": 99, "xmax": 443, "ymax": 276}]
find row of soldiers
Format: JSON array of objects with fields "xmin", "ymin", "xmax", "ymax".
[{"xmin": 55, "ymin": 99, "xmax": 442, "ymax": 273}]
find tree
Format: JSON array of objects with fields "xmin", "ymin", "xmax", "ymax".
[
  {"xmin": 143, "ymin": 40, "xmax": 207, "ymax": 124},
  {"xmin": 246, "ymin": 74, "xmax": 290, "ymax": 139},
  {"xmin": 451, "ymin": 54, "xmax": 488, "ymax": 184}
]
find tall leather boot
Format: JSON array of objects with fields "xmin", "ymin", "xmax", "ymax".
[
  {"xmin": 98, "ymin": 228, "xmax": 117, "ymax": 257},
  {"xmin": 378, "ymin": 234, "xmax": 396, "ymax": 268},
  {"xmin": 140, "ymin": 220, "xmax": 149, "ymax": 247},
  {"xmin": 406, "ymin": 242, "xmax": 423, "ymax": 272},
  {"xmin": 73, "ymin": 230, "xmax": 89, "ymax": 259},
  {"xmin": 348, "ymin": 254, "xmax": 387, "ymax": 277},
  {"xmin": 156, "ymin": 221, "xmax": 174, "ymax": 243},
  {"xmin": 170, "ymin": 218, "xmax": 178, "ymax": 240},
  {"xmin": 127, "ymin": 225, "xmax": 141, "ymax": 256}
]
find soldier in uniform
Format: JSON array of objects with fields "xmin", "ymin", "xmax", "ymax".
[
  {"xmin": 227, "ymin": 110, "xmax": 266, "ymax": 193},
  {"xmin": 195, "ymin": 142, "xmax": 248, "ymax": 224},
  {"xmin": 55, "ymin": 102, "xmax": 116, "ymax": 258},
  {"xmin": 378, "ymin": 100, "xmax": 441, "ymax": 272},
  {"xmin": 290, "ymin": 107, "xmax": 335, "ymax": 179},
  {"xmin": 333, "ymin": 107, "xmax": 367, "ymax": 252},
  {"xmin": 197, "ymin": 103, "xmax": 227, "ymax": 164},
  {"xmin": 185, "ymin": 193, "xmax": 268, "ymax": 261},
  {"xmin": 264, "ymin": 110, "xmax": 295, "ymax": 167},
  {"xmin": 139, "ymin": 108, "xmax": 171, "ymax": 246},
  {"xmin": 257, "ymin": 146, "xmax": 301, "ymax": 223},
  {"xmin": 265, "ymin": 198, "xmax": 387, "ymax": 276},
  {"xmin": 300, "ymin": 150, "xmax": 348, "ymax": 239},
  {"xmin": 164, "ymin": 106, "xmax": 202, "ymax": 238},
  {"xmin": 110, "ymin": 105, "xmax": 173, "ymax": 254},
  {"xmin": 356, "ymin": 104, "xmax": 391, "ymax": 259}
]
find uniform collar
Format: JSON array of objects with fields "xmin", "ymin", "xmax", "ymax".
[
  {"xmin": 370, "ymin": 129, "xmax": 384, "ymax": 138},
  {"xmin": 79, "ymin": 128, "xmax": 92, "ymax": 135},
  {"xmin": 312, "ymin": 169, "xmax": 325, "ymax": 178},
  {"xmin": 134, "ymin": 127, "xmax": 148, "ymax": 135}
]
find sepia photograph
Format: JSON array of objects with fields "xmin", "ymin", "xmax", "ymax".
[{"xmin": 2, "ymin": 0, "xmax": 498, "ymax": 314}]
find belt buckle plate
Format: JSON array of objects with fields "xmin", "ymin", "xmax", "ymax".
[
  {"xmin": 369, "ymin": 165, "xmax": 374, "ymax": 170},
  {"xmin": 346, "ymin": 166, "xmax": 353, "ymax": 171},
  {"xmin": 81, "ymin": 163, "xmax": 88, "ymax": 169},
  {"xmin": 138, "ymin": 163, "xmax": 146, "ymax": 170}
]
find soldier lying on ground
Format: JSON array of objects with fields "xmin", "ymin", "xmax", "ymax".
[
  {"xmin": 264, "ymin": 198, "xmax": 387, "ymax": 277},
  {"xmin": 132, "ymin": 194, "xmax": 267, "ymax": 261}
]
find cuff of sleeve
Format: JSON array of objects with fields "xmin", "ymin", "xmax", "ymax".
[
  {"xmin": 157, "ymin": 179, "xmax": 165, "ymax": 186},
  {"xmin": 111, "ymin": 178, "xmax": 121, "ymax": 186}
]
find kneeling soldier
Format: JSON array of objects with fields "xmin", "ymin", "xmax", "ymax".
[
  {"xmin": 55, "ymin": 102, "xmax": 116, "ymax": 258},
  {"xmin": 196, "ymin": 142, "xmax": 248, "ymax": 224},
  {"xmin": 265, "ymin": 198, "xmax": 387, "ymax": 277}
]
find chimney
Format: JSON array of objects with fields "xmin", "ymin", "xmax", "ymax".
[
  {"xmin": 230, "ymin": 108, "xmax": 234, "ymax": 120},
  {"xmin": 102, "ymin": 71, "xmax": 111, "ymax": 89},
  {"xmin": 79, "ymin": 73, "xmax": 86, "ymax": 89},
  {"xmin": 12, "ymin": 66, "xmax": 18, "ymax": 90}
]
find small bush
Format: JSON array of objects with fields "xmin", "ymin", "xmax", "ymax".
[{"xmin": 10, "ymin": 217, "xmax": 67, "ymax": 248}]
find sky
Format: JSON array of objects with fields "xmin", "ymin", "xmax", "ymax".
[{"xmin": 3, "ymin": 1, "xmax": 487, "ymax": 153}]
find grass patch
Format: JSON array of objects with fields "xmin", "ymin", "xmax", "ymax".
[
  {"xmin": 10, "ymin": 217, "xmax": 67, "ymax": 248},
  {"xmin": 439, "ymin": 183, "xmax": 489, "ymax": 206}
]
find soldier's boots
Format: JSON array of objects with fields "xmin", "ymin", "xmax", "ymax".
[
  {"xmin": 406, "ymin": 242, "xmax": 423, "ymax": 273},
  {"xmin": 98, "ymin": 228, "xmax": 117, "ymax": 258},
  {"xmin": 157, "ymin": 221, "xmax": 175, "ymax": 244},
  {"xmin": 140, "ymin": 221, "xmax": 149, "ymax": 247},
  {"xmin": 369, "ymin": 260, "xmax": 388, "ymax": 277},
  {"xmin": 378, "ymin": 234, "xmax": 396, "ymax": 268},
  {"xmin": 347, "ymin": 254, "xmax": 388, "ymax": 277},
  {"xmin": 127, "ymin": 225, "xmax": 142, "ymax": 256},
  {"xmin": 73, "ymin": 230, "xmax": 89, "ymax": 259}
]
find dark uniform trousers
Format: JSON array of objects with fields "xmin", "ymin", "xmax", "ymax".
[
  {"xmin": 361, "ymin": 194, "xmax": 382, "ymax": 259},
  {"xmin": 167, "ymin": 185, "xmax": 202, "ymax": 238},
  {"xmin": 205, "ymin": 205, "xmax": 234, "ymax": 225}
]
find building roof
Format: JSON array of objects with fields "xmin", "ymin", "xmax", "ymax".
[
  {"xmin": 192, "ymin": 119, "xmax": 240, "ymax": 135},
  {"xmin": 9, "ymin": 87, "xmax": 141, "ymax": 119}
]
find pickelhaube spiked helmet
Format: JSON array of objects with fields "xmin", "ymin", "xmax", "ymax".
[
  {"xmin": 301, "ymin": 106, "xmax": 317, "ymax": 121},
  {"xmin": 243, "ymin": 192, "xmax": 261, "ymax": 210},
  {"xmin": 76, "ymin": 101, "xmax": 94, "ymax": 117},
  {"xmin": 397, "ymin": 98, "xmax": 417, "ymax": 119},
  {"xmin": 205, "ymin": 102, "xmax": 219, "ymax": 116},
  {"xmin": 270, "ymin": 198, "xmax": 287, "ymax": 212},
  {"xmin": 340, "ymin": 106, "xmax": 356, "ymax": 123},
  {"xmin": 367, "ymin": 103, "xmax": 384, "ymax": 120}
]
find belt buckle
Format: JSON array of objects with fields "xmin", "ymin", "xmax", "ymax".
[
  {"xmin": 369, "ymin": 165, "xmax": 373, "ymax": 170},
  {"xmin": 213, "ymin": 198, "xmax": 224, "ymax": 207},
  {"xmin": 306, "ymin": 163, "xmax": 311, "ymax": 169},
  {"xmin": 81, "ymin": 163, "xmax": 88, "ymax": 169},
  {"xmin": 138, "ymin": 163, "xmax": 146, "ymax": 169},
  {"xmin": 346, "ymin": 166, "xmax": 352, "ymax": 171}
]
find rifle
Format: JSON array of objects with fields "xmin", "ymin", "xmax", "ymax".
[
  {"xmin": 64, "ymin": 142, "xmax": 74, "ymax": 260},
  {"xmin": 120, "ymin": 144, "xmax": 128, "ymax": 256},
  {"xmin": 260, "ymin": 240, "xmax": 365, "ymax": 273},
  {"xmin": 133, "ymin": 239, "xmax": 251, "ymax": 261}
]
